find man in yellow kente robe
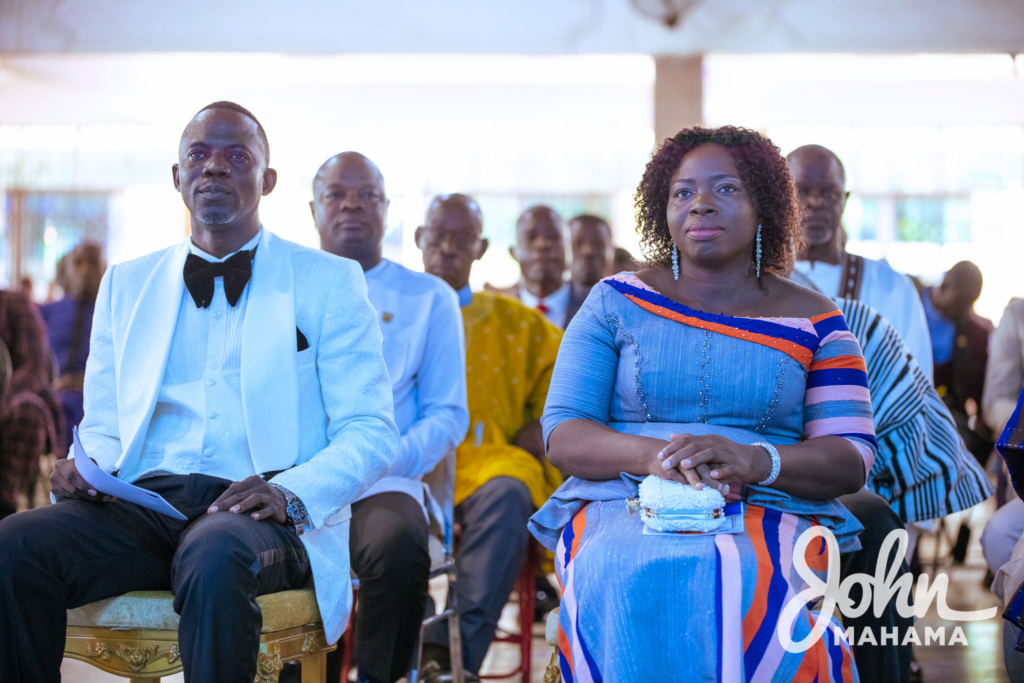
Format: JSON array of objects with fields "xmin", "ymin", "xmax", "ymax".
[{"xmin": 416, "ymin": 193, "xmax": 562, "ymax": 680}]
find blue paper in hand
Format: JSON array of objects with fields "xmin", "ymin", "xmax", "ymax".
[{"xmin": 72, "ymin": 427, "xmax": 187, "ymax": 520}]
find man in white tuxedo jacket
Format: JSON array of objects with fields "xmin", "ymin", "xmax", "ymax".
[{"xmin": 0, "ymin": 102, "xmax": 399, "ymax": 683}]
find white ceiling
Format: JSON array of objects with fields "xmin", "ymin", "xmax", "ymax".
[{"xmin": 2, "ymin": 0, "xmax": 1023, "ymax": 55}]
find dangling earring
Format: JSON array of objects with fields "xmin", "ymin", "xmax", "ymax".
[
  {"xmin": 755, "ymin": 225, "xmax": 762, "ymax": 278},
  {"xmin": 672, "ymin": 243, "xmax": 680, "ymax": 280}
]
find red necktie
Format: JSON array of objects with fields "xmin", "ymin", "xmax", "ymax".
[{"xmin": 536, "ymin": 301, "xmax": 549, "ymax": 315}]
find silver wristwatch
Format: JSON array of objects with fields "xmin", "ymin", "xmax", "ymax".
[{"xmin": 269, "ymin": 484, "xmax": 308, "ymax": 536}]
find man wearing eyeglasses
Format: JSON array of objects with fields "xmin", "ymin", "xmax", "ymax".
[
  {"xmin": 788, "ymin": 144, "xmax": 932, "ymax": 378},
  {"xmin": 789, "ymin": 144, "xmax": 932, "ymax": 683},
  {"xmin": 416, "ymin": 194, "xmax": 563, "ymax": 682}
]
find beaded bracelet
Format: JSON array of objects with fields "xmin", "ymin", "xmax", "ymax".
[{"xmin": 753, "ymin": 441, "xmax": 781, "ymax": 486}]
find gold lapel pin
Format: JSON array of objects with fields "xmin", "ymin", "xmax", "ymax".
[{"xmin": 382, "ymin": 312, "xmax": 393, "ymax": 322}]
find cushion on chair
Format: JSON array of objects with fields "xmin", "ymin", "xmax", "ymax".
[
  {"xmin": 66, "ymin": 589, "xmax": 321, "ymax": 633},
  {"xmin": 256, "ymin": 589, "xmax": 321, "ymax": 632}
]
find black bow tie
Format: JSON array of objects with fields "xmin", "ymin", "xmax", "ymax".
[{"xmin": 183, "ymin": 248, "xmax": 255, "ymax": 308}]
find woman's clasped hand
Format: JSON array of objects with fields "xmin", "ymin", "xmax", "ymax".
[{"xmin": 653, "ymin": 433, "xmax": 774, "ymax": 493}]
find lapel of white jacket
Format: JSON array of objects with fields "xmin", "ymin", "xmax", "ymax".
[
  {"xmin": 116, "ymin": 241, "xmax": 190, "ymax": 471},
  {"xmin": 242, "ymin": 230, "xmax": 300, "ymax": 472}
]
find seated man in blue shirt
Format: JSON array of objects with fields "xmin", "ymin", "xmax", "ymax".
[{"xmin": 294, "ymin": 151, "xmax": 469, "ymax": 683}]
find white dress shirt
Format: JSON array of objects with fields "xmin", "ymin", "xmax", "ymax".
[
  {"xmin": 794, "ymin": 257, "xmax": 934, "ymax": 381},
  {"xmin": 519, "ymin": 281, "xmax": 571, "ymax": 329},
  {"xmin": 358, "ymin": 259, "xmax": 469, "ymax": 510},
  {"xmin": 130, "ymin": 230, "xmax": 262, "ymax": 483},
  {"xmin": 983, "ymin": 298, "xmax": 1024, "ymax": 433}
]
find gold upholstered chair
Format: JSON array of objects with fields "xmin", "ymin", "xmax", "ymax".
[{"xmin": 64, "ymin": 587, "xmax": 335, "ymax": 682}]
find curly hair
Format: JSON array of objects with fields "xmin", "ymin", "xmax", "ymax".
[{"xmin": 634, "ymin": 126, "xmax": 801, "ymax": 277}]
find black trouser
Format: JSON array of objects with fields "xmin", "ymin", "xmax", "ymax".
[
  {"xmin": 423, "ymin": 476, "xmax": 533, "ymax": 675},
  {"xmin": 330, "ymin": 491, "xmax": 430, "ymax": 683},
  {"xmin": 838, "ymin": 488, "xmax": 913, "ymax": 683},
  {"xmin": 0, "ymin": 474, "xmax": 309, "ymax": 683}
]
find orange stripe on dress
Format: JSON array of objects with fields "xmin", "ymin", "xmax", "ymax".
[
  {"xmin": 841, "ymin": 633, "xmax": 855, "ymax": 682},
  {"xmin": 570, "ymin": 506, "xmax": 588, "ymax": 562},
  {"xmin": 790, "ymin": 638, "xmax": 819, "ymax": 683},
  {"xmin": 791, "ymin": 611, "xmax": 832, "ymax": 683},
  {"xmin": 810, "ymin": 310, "xmax": 843, "ymax": 324},
  {"xmin": 803, "ymin": 523, "xmax": 830, "ymax": 573},
  {"xmin": 812, "ymin": 620, "xmax": 834, "ymax": 682},
  {"xmin": 558, "ymin": 625, "xmax": 575, "ymax": 677},
  {"xmin": 741, "ymin": 505, "xmax": 774, "ymax": 650},
  {"xmin": 812, "ymin": 355, "xmax": 868, "ymax": 373},
  {"xmin": 621, "ymin": 294, "xmax": 814, "ymax": 369}
]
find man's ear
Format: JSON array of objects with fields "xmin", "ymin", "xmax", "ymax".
[
  {"xmin": 476, "ymin": 238, "xmax": 489, "ymax": 261},
  {"xmin": 172, "ymin": 164, "xmax": 181, "ymax": 192},
  {"xmin": 262, "ymin": 167, "xmax": 278, "ymax": 196},
  {"xmin": 414, "ymin": 225, "xmax": 425, "ymax": 250},
  {"xmin": 309, "ymin": 200, "xmax": 316, "ymax": 223},
  {"xmin": 508, "ymin": 245, "xmax": 517, "ymax": 263}
]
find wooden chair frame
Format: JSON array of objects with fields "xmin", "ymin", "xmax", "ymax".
[{"xmin": 64, "ymin": 618, "xmax": 335, "ymax": 682}]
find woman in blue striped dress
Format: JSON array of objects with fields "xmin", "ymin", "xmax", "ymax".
[{"xmin": 530, "ymin": 127, "xmax": 877, "ymax": 682}]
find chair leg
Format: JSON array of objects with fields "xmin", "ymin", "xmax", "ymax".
[
  {"xmin": 301, "ymin": 652, "xmax": 328, "ymax": 683},
  {"xmin": 448, "ymin": 610, "xmax": 465, "ymax": 683},
  {"xmin": 340, "ymin": 590, "xmax": 358, "ymax": 682},
  {"xmin": 518, "ymin": 557, "xmax": 535, "ymax": 680},
  {"xmin": 543, "ymin": 650, "xmax": 561, "ymax": 683},
  {"xmin": 407, "ymin": 621, "xmax": 424, "ymax": 683},
  {"xmin": 442, "ymin": 565, "xmax": 465, "ymax": 683}
]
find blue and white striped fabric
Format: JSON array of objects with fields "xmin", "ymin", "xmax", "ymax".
[{"xmin": 837, "ymin": 299, "xmax": 993, "ymax": 522}]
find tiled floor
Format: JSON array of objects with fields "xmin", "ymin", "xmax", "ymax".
[{"xmin": 59, "ymin": 501, "xmax": 1016, "ymax": 682}]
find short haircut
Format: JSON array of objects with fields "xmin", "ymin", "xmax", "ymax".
[
  {"xmin": 947, "ymin": 260, "xmax": 984, "ymax": 302},
  {"xmin": 786, "ymin": 144, "xmax": 846, "ymax": 188},
  {"xmin": 569, "ymin": 213, "xmax": 612, "ymax": 236},
  {"xmin": 193, "ymin": 101, "xmax": 270, "ymax": 164}
]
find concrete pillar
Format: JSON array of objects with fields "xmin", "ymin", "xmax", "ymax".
[{"xmin": 653, "ymin": 55, "xmax": 704, "ymax": 145}]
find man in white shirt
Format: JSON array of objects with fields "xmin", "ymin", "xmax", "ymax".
[
  {"xmin": 302, "ymin": 152, "xmax": 469, "ymax": 683},
  {"xmin": 788, "ymin": 144, "xmax": 934, "ymax": 379},
  {"xmin": 506, "ymin": 205, "xmax": 577, "ymax": 329},
  {"xmin": 0, "ymin": 103, "xmax": 399, "ymax": 683},
  {"xmin": 786, "ymin": 145, "xmax": 931, "ymax": 682}
]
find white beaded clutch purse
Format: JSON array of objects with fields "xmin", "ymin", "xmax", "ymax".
[{"xmin": 636, "ymin": 475, "xmax": 726, "ymax": 533}]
